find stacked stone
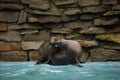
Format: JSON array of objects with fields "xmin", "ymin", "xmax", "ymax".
[{"xmin": 0, "ymin": 0, "xmax": 120, "ymax": 62}]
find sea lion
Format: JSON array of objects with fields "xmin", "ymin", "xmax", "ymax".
[{"xmin": 50, "ymin": 37, "xmax": 82, "ymax": 66}]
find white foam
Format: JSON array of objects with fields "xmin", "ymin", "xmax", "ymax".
[{"xmin": 50, "ymin": 70, "xmax": 63, "ymax": 73}]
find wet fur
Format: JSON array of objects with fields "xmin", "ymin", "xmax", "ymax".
[
  {"xmin": 36, "ymin": 42, "xmax": 55, "ymax": 64},
  {"xmin": 36, "ymin": 37, "xmax": 82, "ymax": 66},
  {"xmin": 50, "ymin": 37, "xmax": 82, "ymax": 66}
]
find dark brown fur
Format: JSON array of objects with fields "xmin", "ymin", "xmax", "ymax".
[
  {"xmin": 36, "ymin": 42, "xmax": 55, "ymax": 64},
  {"xmin": 50, "ymin": 37, "xmax": 82, "ymax": 66},
  {"xmin": 36, "ymin": 37, "xmax": 82, "ymax": 67}
]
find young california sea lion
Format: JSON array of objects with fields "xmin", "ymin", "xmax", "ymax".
[{"xmin": 50, "ymin": 37, "xmax": 82, "ymax": 66}]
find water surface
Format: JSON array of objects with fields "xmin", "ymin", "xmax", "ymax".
[{"xmin": 0, "ymin": 62, "xmax": 120, "ymax": 80}]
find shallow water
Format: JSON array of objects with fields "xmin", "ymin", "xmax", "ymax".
[{"xmin": 0, "ymin": 62, "xmax": 120, "ymax": 80}]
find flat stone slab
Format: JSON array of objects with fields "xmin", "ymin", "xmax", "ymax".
[
  {"xmin": 0, "ymin": 23, "xmax": 7, "ymax": 31},
  {"xmin": 78, "ymin": 40, "xmax": 99, "ymax": 47},
  {"xmin": 21, "ymin": 0, "xmax": 50, "ymax": 10},
  {"xmin": 79, "ymin": 0, "xmax": 100, "ymax": 6},
  {"xmin": 83, "ymin": 5, "xmax": 108, "ymax": 13},
  {"xmin": 0, "ymin": 11, "xmax": 19, "ymax": 22},
  {"xmin": 64, "ymin": 8, "xmax": 82, "ymax": 15},
  {"xmin": 18, "ymin": 10, "xmax": 27, "ymax": 24},
  {"xmin": 26, "ymin": 3, "xmax": 61, "ymax": 16},
  {"xmin": 0, "ymin": 3, "xmax": 23, "ymax": 10},
  {"xmin": 52, "ymin": 0, "xmax": 77, "ymax": 6},
  {"xmin": 0, "ymin": 42, "xmax": 11, "ymax": 51},
  {"xmin": 104, "ymin": 11, "xmax": 120, "ymax": 16},
  {"xmin": 64, "ymin": 21, "xmax": 92, "ymax": 29},
  {"xmin": 80, "ymin": 14, "xmax": 94, "ymax": 20},
  {"xmin": 112, "ymin": 4, "xmax": 120, "ymax": 10},
  {"xmin": 51, "ymin": 28, "xmax": 73, "ymax": 34},
  {"xmin": 31, "ymin": 14, "xmax": 78, "ymax": 23},
  {"xmin": 90, "ymin": 48, "xmax": 120, "ymax": 62},
  {"xmin": 0, "ymin": 51, "xmax": 27, "ymax": 61},
  {"xmin": 8, "ymin": 24, "xmax": 43, "ymax": 30},
  {"xmin": 23, "ymin": 30, "xmax": 50, "ymax": 41},
  {"xmin": 21, "ymin": 41, "xmax": 44, "ymax": 50},
  {"xmin": 79, "ymin": 27, "xmax": 105, "ymax": 34},
  {"xmin": 94, "ymin": 18, "xmax": 119, "ymax": 26},
  {"xmin": 44, "ymin": 23, "xmax": 62, "ymax": 29},
  {"xmin": 0, "ymin": 0, "xmax": 20, "ymax": 3},
  {"xmin": 102, "ymin": 0, "xmax": 118, "ymax": 4},
  {"xmin": 0, "ymin": 42, "xmax": 21, "ymax": 51},
  {"xmin": 0, "ymin": 30, "xmax": 21, "ymax": 42},
  {"xmin": 96, "ymin": 34, "xmax": 120, "ymax": 43},
  {"xmin": 20, "ymin": 30, "xmax": 38, "ymax": 35}
]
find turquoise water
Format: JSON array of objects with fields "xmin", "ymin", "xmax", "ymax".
[{"xmin": 0, "ymin": 62, "xmax": 120, "ymax": 80}]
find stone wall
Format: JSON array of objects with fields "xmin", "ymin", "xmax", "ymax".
[{"xmin": 0, "ymin": 0, "xmax": 120, "ymax": 62}]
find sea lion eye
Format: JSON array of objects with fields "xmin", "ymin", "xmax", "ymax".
[{"xmin": 55, "ymin": 44, "xmax": 58, "ymax": 47}]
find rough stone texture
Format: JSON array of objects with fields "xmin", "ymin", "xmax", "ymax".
[
  {"xmin": 0, "ymin": 11, "xmax": 19, "ymax": 22},
  {"xmin": 28, "ymin": 15, "xmax": 78, "ymax": 23},
  {"xmin": 94, "ymin": 18, "xmax": 119, "ymax": 26},
  {"xmin": 23, "ymin": 30, "xmax": 50, "ymax": 41},
  {"xmin": 90, "ymin": 48, "xmax": 120, "ymax": 62},
  {"xmin": 20, "ymin": 30, "xmax": 38, "ymax": 35},
  {"xmin": 79, "ymin": 0, "xmax": 100, "ymax": 6},
  {"xmin": 26, "ymin": 3, "xmax": 61, "ymax": 16},
  {"xmin": 80, "ymin": 14, "xmax": 94, "ymax": 20},
  {"xmin": 64, "ymin": 8, "xmax": 82, "ymax": 15},
  {"xmin": 104, "ymin": 11, "xmax": 120, "ymax": 16},
  {"xmin": 0, "ymin": 23, "xmax": 7, "ymax": 31},
  {"xmin": 66, "ymin": 34, "xmax": 95, "ymax": 40},
  {"xmin": 65, "ymin": 34, "xmax": 80, "ymax": 39},
  {"xmin": 108, "ymin": 26, "xmax": 120, "ymax": 33},
  {"xmin": 21, "ymin": 41, "xmax": 44, "ymax": 50},
  {"xmin": 112, "ymin": 4, "xmax": 120, "ymax": 10},
  {"xmin": 0, "ymin": 51, "xmax": 27, "ymax": 61},
  {"xmin": 99, "ymin": 41, "xmax": 120, "ymax": 50},
  {"xmin": 96, "ymin": 34, "xmax": 120, "ymax": 43},
  {"xmin": 102, "ymin": 0, "xmax": 118, "ymax": 4},
  {"xmin": 0, "ymin": 42, "xmax": 21, "ymax": 51},
  {"xmin": 52, "ymin": 0, "xmax": 77, "ymax": 6},
  {"xmin": 18, "ymin": 10, "xmax": 27, "ymax": 24},
  {"xmin": 38, "ymin": 14, "xmax": 78, "ymax": 23},
  {"xmin": 39, "ymin": 16, "xmax": 61, "ymax": 23},
  {"xmin": 44, "ymin": 23, "xmax": 63, "ymax": 29},
  {"xmin": 29, "ymin": 51, "xmax": 38, "ymax": 61},
  {"xmin": 28, "ymin": 17, "xmax": 39, "ymax": 23},
  {"xmin": 0, "ymin": 0, "xmax": 21, "ymax": 3},
  {"xmin": 78, "ymin": 40, "xmax": 99, "ymax": 47},
  {"xmin": 10, "ymin": 43, "xmax": 21, "ymax": 51},
  {"xmin": 64, "ymin": 21, "xmax": 92, "ymax": 29},
  {"xmin": 0, "ymin": 3, "xmax": 23, "ymax": 10},
  {"xmin": 0, "ymin": 42, "xmax": 11, "ymax": 51},
  {"xmin": 57, "ymin": 4, "xmax": 78, "ymax": 8},
  {"xmin": 0, "ymin": 31, "xmax": 21, "ymax": 42},
  {"xmin": 51, "ymin": 28, "xmax": 72, "ymax": 34},
  {"xmin": 21, "ymin": 0, "xmax": 50, "ymax": 10},
  {"xmin": 8, "ymin": 24, "xmax": 43, "ymax": 30},
  {"xmin": 79, "ymin": 27, "xmax": 106, "ymax": 34},
  {"xmin": 83, "ymin": 5, "xmax": 108, "ymax": 13}
]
